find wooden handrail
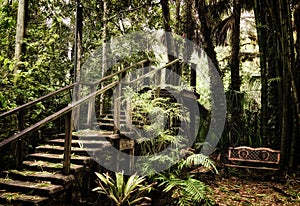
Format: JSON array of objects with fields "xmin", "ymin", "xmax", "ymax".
[
  {"xmin": 128, "ymin": 59, "xmax": 179, "ymax": 84},
  {"xmin": 0, "ymin": 58, "xmax": 149, "ymax": 173},
  {"xmin": 0, "ymin": 83, "xmax": 77, "ymax": 119},
  {"xmin": 0, "ymin": 59, "xmax": 149, "ymax": 119},
  {"xmin": 0, "ymin": 81, "xmax": 118, "ymax": 151},
  {"xmin": 79, "ymin": 59, "xmax": 149, "ymax": 86},
  {"xmin": 99, "ymin": 59, "xmax": 149, "ymax": 83}
]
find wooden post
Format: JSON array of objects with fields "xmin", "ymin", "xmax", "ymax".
[
  {"xmin": 73, "ymin": 1, "xmax": 82, "ymax": 130},
  {"xmin": 87, "ymin": 85, "xmax": 96, "ymax": 129},
  {"xmin": 15, "ymin": 110, "xmax": 25, "ymax": 168},
  {"xmin": 190, "ymin": 63, "xmax": 197, "ymax": 92},
  {"xmin": 63, "ymin": 111, "xmax": 73, "ymax": 174},
  {"xmin": 114, "ymin": 67, "xmax": 122, "ymax": 133},
  {"xmin": 114, "ymin": 84, "xmax": 121, "ymax": 132}
]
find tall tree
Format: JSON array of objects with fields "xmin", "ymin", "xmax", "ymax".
[
  {"xmin": 195, "ymin": 0, "xmax": 222, "ymax": 77},
  {"xmin": 253, "ymin": 0, "xmax": 269, "ymax": 146},
  {"xmin": 254, "ymin": 0, "xmax": 298, "ymax": 171},
  {"xmin": 294, "ymin": 0, "xmax": 300, "ymax": 168},
  {"xmin": 161, "ymin": 0, "xmax": 180, "ymax": 85},
  {"xmin": 295, "ymin": 0, "xmax": 300, "ymax": 97},
  {"xmin": 14, "ymin": 0, "xmax": 27, "ymax": 74},
  {"xmin": 229, "ymin": 0, "xmax": 241, "ymax": 91}
]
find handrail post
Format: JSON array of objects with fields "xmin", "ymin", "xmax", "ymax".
[
  {"xmin": 114, "ymin": 82, "xmax": 121, "ymax": 133},
  {"xmin": 126, "ymin": 69, "xmax": 132, "ymax": 130},
  {"xmin": 63, "ymin": 111, "xmax": 73, "ymax": 174},
  {"xmin": 73, "ymin": 83, "xmax": 81, "ymax": 130},
  {"xmin": 87, "ymin": 84, "xmax": 96, "ymax": 129},
  {"xmin": 143, "ymin": 61, "xmax": 150, "ymax": 86},
  {"xmin": 15, "ymin": 110, "xmax": 25, "ymax": 168}
]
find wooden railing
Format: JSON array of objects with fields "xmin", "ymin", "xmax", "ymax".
[
  {"xmin": 0, "ymin": 59, "xmax": 149, "ymax": 174},
  {"xmin": 0, "ymin": 58, "xmax": 180, "ymax": 174},
  {"xmin": 0, "ymin": 83, "xmax": 77, "ymax": 169}
]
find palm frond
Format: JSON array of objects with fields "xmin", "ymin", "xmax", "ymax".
[
  {"xmin": 158, "ymin": 174, "xmax": 210, "ymax": 205},
  {"xmin": 184, "ymin": 177, "xmax": 208, "ymax": 202},
  {"xmin": 184, "ymin": 154, "xmax": 218, "ymax": 173},
  {"xmin": 206, "ymin": 0, "xmax": 232, "ymax": 21},
  {"xmin": 213, "ymin": 15, "xmax": 234, "ymax": 46}
]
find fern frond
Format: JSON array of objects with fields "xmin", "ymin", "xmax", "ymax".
[{"xmin": 184, "ymin": 154, "xmax": 218, "ymax": 174}]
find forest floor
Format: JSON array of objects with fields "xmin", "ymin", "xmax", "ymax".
[{"xmin": 203, "ymin": 169, "xmax": 300, "ymax": 206}]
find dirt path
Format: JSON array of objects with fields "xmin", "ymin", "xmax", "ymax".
[{"xmin": 203, "ymin": 172, "xmax": 300, "ymax": 206}]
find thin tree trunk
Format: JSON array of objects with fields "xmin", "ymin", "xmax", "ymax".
[
  {"xmin": 295, "ymin": 1, "xmax": 300, "ymax": 92},
  {"xmin": 185, "ymin": 0, "xmax": 196, "ymax": 89},
  {"xmin": 228, "ymin": 0, "xmax": 243, "ymax": 143},
  {"xmin": 195, "ymin": 0, "xmax": 222, "ymax": 77},
  {"xmin": 294, "ymin": 0, "xmax": 300, "ymax": 170},
  {"xmin": 230, "ymin": 0, "xmax": 241, "ymax": 91},
  {"xmin": 99, "ymin": 0, "xmax": 108, "ymax": 116},
  {"xmin": 73, "ymin": 1, "xmax": 83, "ymax": 130},
  {"xmin": 254, "ymin": 0, "xmax": 269, "ymax": 146},
  {"xmin": 14, "ymin": 0, "xmax": 26, "ymax": 74},
  {"xmin": 14, "ymin": 0, "xmax": 28, "ymax": 168},
  {"xmin": 277, "ymin": 0, "xmax": 291, "ymax": 171},
  {"xmin": 175, "ymin": 0, "xmax": 180, "ymax": 35},
  {"xmin": 161, "ymin": 0, "xmax": 179, "ymax": 85},
  {"xmin": 285, "ymin": 0, "xmax": 298, "ymax": 171}
]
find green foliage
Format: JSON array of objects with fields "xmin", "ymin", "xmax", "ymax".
[
  {"xmin": 123, "ymin": 86, "xmax": 189, "ymax": 155},
  {"xmin": 178, "ymin": 153, "xmax": 218, "ymax": 174},
  {"xmin": 137, "ymin": 143, "xmax": 217, "ymax": 204},
  {"xmin": 157, "ymin": 173, "xmax": 215, "ymax": 206},
  {"xmin": 149, "ymin": 144, "xmax": 217, "ymax": 205},
  {"xmin": 93, "ymin": 172, "xmax": 153, "ymax": 206}
]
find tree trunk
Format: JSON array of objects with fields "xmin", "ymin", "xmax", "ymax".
[
  {"xmin": 99, "ymin": 0, "xmax": 108, "ymax": 116},
  {"xmin": 294, "ymin": 0, "xmax": 300, "ymax": 170},
  {"xmin": 285, "ymin": 0, "xmax": 299, "ymax": 171},
  {"xmin": 160, "ymin": 0, "xmax": 179, "ymax": 85},
  {"xmin": 254, "ymin": 0, "xmax": 269, "ymax": 146},
  {"xmin": 73, "ymin": 0, "xmax": 83, "ymax": 130},
  {"xmin": 14, "ymin": 0, "xmax": 27, "ymax": 74},
  {"xmin": 228, "ymin": 0, "xmax": 243, "ymax": 144},
  {"xmin": 175, "ymin": 0, "xmax": 180, "ymax": 35},
  {"xmin": 276, "ymin": 0, "xmax": 294, "ymax": 171},
  {"xmin": 195, "ymin": 0, "xmax": 222, "ymax": 77},
  {"xmin": 295, "ymin": 0, "xmax": 300, "ymax": 94},
  {"xmin": 230, "ymin": 0, "xmax": 241, "ymax": 91},
  {"xmin": 185, "ymin": 0, "xmax": 196, "ymax": 89},
  {"xmin": 14, "ymin": 0, "xmax": 28, "ymax": 168}
]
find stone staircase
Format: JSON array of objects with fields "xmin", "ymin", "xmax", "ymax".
[
  {"xmin": 0, "ymin": 87, "xmax": 188, "ymax": 205},
  {"xmin": 0, "ymin": 131, "xmax": 118, "ymax": 206}
]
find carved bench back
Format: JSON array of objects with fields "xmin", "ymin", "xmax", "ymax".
[{"xmin": 228, "ymin": 146, "xmax": 280, "ymax": 164}]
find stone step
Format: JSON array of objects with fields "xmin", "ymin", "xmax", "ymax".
[
  {"xmin": 1, "ymin": 170, "xmax": 75, "ymax": 186},
  {"xmin": 54, "ymin": 131, "xmax": 117, "ymax": 140},
  {"xmin": 22, "ymin": 160, "xmax": 84, "ymax": 173},
  {"xmin": 97, "ymin": 117, "xmax": 127, "ymax": 124},
  {"xmin": 0, "ymin": 189, "xmax": 48, "ymax": 206},
  {"xmin": 95, "ymin": 122, "xmax": 114, "ymax": 130},
  {"xmin": 35, "ymin": 145, "xmax": 105, "ymax": 156},
  {"xmin": 97, "ymin": 117, "xmax": 114, "ymax": 123},
  {"xmin": 71, "ymin": 132, "xmax": 119, "ymax": 141},
  {"xmin": 47, "ymin": 138, "xmax": 112, "ymax": 148},
  {"xmin": 99, "ymin": 112, "xmax": 125, "ymax": 119},
  {"xmin": 26, "ymin": 153, "xmax": 91, "ymax": 165},
  {"xmin": 0, "ymin": 178, "xmax": 64, "ymax": 197}
]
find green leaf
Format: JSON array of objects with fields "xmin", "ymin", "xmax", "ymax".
[{"xmin": 116, "ymin": 172, "xmax": 124, "ymax": 198}]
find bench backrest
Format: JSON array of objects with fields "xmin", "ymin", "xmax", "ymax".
[{"xmin": 228, "ymin": 146, "xmax": 280, "ymax": 164}]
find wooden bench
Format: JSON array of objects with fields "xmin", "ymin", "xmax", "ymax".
[{"xmin": 225, "ymin": 146, "xmax": 280, "ymax": 171}]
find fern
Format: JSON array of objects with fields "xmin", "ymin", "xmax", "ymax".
[
  {"xmin": 182, "ymin": 154, "xmax": 218, "ymax": 174},
  {"xmin": 157, "ymin": 174, "xmax": 213, "ymax": 206}
]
